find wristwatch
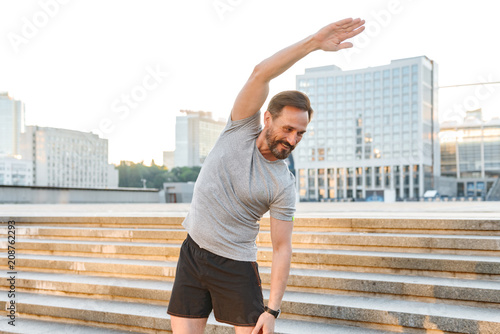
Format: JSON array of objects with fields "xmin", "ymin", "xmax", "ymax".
[{"xmin": 264, "ymin": 306, "xmax": 281, "ymax": 319}]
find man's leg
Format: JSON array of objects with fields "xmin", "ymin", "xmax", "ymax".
[
  {"xmin": 167, "ymin": 236, "xmax": 213, "ymax": 333},
  {"xmin": 170, "ymin": 315, "xmax": 208, "ymax": 334}
]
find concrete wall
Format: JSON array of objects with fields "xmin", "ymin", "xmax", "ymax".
[
  {"xmin": 436, "ymin": 176, "xmax": 457, "ymax": 197},
  {"xmin": 0, "ymin": 185, "xmax": 160, "ymax": 204},
  {"xmin": 163, "ymin": 182, "xmax": 194, "ymax": 203}
]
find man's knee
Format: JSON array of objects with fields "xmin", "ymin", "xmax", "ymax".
[{"xmin": 170, "ymin": 315, "xmax": 208, "ymax": 334}]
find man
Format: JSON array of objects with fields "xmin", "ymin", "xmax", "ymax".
[{"xmin": 167, "ymin": 18, "xmax": 365, "ymax": 334}]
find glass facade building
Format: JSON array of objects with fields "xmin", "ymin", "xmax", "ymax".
[
  {"xmin": 20, "ymin": 126, "xmax": 115, "ymax": 188},
  {"xmin": 175, "ymin": 110, "xmax": 226, "ymax": 167},
  {"xmin": 294, "ymin": 56, "xmax": 439, "ymax": 201},
  {"xmin": 440, "ymin": 110, "xmax": 500, "ymax": 198},
  {"xmin": 0, "ymin": 156, "xmax": 32, "ymax": 186},
  {"xmin": 0, "ymin": 92, "xmax": 25, "ymax": 156}
]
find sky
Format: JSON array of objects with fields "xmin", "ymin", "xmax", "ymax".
[{"xmin": 1, "ymin": 0, "xmax": 499, "ymax": 165}]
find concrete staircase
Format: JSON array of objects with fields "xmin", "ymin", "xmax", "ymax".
[{"xmin": 1, "ymin": 216, "xmax": 500, "ymax": 333}]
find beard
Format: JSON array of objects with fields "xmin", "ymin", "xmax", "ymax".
[{"xmin": 265, "ymin": 128, "xmax": 296, "ymax": 160}]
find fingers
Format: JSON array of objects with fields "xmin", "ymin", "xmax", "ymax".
[
  {"xmin": 316, "ymin": 17, "xmax": 365, "ymax": 52},
  {"xmin": 340, "ymin": 17, "xmax": 358, "ymax": 28},
  {"xmin": 337, "ymin": 18, "xmax": 365, "ymax": 43},
  {"xmin": 344, "ymin": 24, "xmax": 365, "ymax": 39},
  {"xmin": 337, "ymin": 42, "xmax": 354, "ymax": 50},
  {"xmin": 251, "ymin": 322, "xmax": 263, "ymax": 334},
  {"xmin": 334, "ymin": 17, "xmax": 354, "ymax": 27},
  {"xmin": 341, "ymin": 18, "xmax": 365, "ymax": 32},
  {"xmin": 350, "ymin": 19, "xmax": 366, "ymax": 31}
]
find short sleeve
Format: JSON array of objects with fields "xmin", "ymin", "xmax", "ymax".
[
  {"xmin": 269, "ymin": 182, "xmax": 296, "ymax": 222},
  {"xmin": 222, "ymin": 111, "xmax": 262, "ymax": 136}
]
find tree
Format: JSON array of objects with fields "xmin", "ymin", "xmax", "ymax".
[{"xmin": 116, "ymin": 161, "xmax": 201, "ymax": 189}]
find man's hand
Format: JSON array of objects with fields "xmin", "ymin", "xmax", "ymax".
[
  {"xmin": 312, "ymin": 18, "xmax": 365, "ymax": 52},
  {"xmin": 251, "ymin": 311, "xmax": 275, "ymax": 334}
]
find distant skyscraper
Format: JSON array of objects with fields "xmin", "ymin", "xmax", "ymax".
[
  {"xmin": 0, "ymin": 156, "xmax": 32, "ymax": 186},
  {"xmin": 440, "ymin": 109, "xmax": 500, "ymax": 197},
  {"xmin": 163, "ymin": 150, "xmax": 175, "ymax": 169},
  {"xmin": 294, "ymin": 56, "xmax": 439, "ymax": 201},
  {"xmin": 21, "ymin": 126, "xmax": 117, "ymax": 188},
  {"xmin": 174, "ymin": 110, "xmax": 226, "ymax": 167},
  {"xmin": 0, "ymin": 92, "xmax": 25, "ymax": 156}
]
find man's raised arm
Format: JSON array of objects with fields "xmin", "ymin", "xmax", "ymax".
[{"xmin": 230, "ymin": 18, "xmax": 365, "ymax": 121}]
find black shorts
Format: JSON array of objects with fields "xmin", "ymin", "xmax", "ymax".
[{"xmin": 167, "ymin": 234, "xmax": 265, "ymax": 326}]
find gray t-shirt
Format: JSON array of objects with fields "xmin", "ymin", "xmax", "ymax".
[{"xmin": 182, "ymin": 111, "xmax": 296, "ymax": 262}]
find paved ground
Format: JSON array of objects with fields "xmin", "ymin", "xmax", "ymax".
[{"xmin": 1, "ymin": 201, "xmax": 499, "ymax": 218}]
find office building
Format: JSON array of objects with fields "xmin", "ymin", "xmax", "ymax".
[
  {"xmin": 21, "ymin": 126, "xmax": 117, "ymax": 188},
  {"xmin": 174, "ymin": 110, "xmax": 226, "ymax": 167},
  {"xmin": 294, "ymin": 56, "xmax": 439, "ymax": 201},
  {"xmin": 0, "ymin": 156, "xmax": 33, "ymax": 186},
  {"xmin": 163, "ymin": 150, "xmax": 175, "ymax": 169},
  {"xmin": 0, "ymin": 92, "xmax": 25, "ymax": 156},
  {"xmin": 440, "ymin": 109, "xmax": 500, "ymax": 198}
]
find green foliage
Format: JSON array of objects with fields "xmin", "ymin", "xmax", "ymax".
[{"xmin": 116, "ymin": 161, "xmax": 201, "ymax": 189}]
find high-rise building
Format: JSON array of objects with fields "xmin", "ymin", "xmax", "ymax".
[
  {"xmin": 294, "ymin": 56, "xmax": 439, "ymax": 201},
  {"xmin": 440, "ymin": 109, "xmax": 500, "ymax": 198},
  {"xmin": 0, "ymin": 156, "xmax": 33, "ymax": 186},
  {"xmin": 174, "ymin": 110, "xmax": 226, "ymax": 167},
  {"xmin": 0, "ymin": 92, "xmax": 25, "ymax": 156},
  {"xmin": 21, "ymin": 126, "xmax": 117, "ymax": 188},
  {"xmin": 163, "ymin": 150, "xmax": 175, "ymax": 169}
]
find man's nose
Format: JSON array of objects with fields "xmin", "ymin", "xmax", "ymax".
[{"xmin": 286, "ymin": 134, "xmax": 298, "ymax": 147}]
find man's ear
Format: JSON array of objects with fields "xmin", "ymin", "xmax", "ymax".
[{"xmin": 263, "ymin": 110, "xmax": 272, "ymax": 127}]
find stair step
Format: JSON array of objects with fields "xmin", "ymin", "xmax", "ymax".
[
  {"xmin": 0, "ymin": 270, "xmax": 173, "ymax": 306},
  {"xmin": 5, "ymin": 228, "xmax": 500, "ymax": 255},
  {"xmin": 0, "ymin": 317, "xmax": 139, "ymax": 333},
  {"xmin": 278, "ymin": 249, "xmax": 500, "ymax": 279},
  {"xmin": 2, "ymin": 226, "xmax": 187, "ymax": 243},
  {"xmin": 3, "ymin": 216, "xmax": 184, "ymax": 228},
  {"xmin": 289, "ymin": 218, "xmax": 500, "ymax": 235},
  {"xmin": 6, "ymin": 254, "xmax": 177, "ymax": 280},
  {"xmin": 279, "ymin": 268, "xmax": 500, "ymax": 307},
  {"xmin": 2, "ymin": 239, "xmax": 181, "ymax": 261},
  {"xmin": 272, "ymin": 232, "xmax": 500, "ymax": 255},
  {"xmin": 0, "ymin": 293, "xmax": 385, "ymax": 334},
  {"xmin": 8, "ymin": 217, "xmax": 500, "ymax": 235},
  {"xmin": 279, "ymin": 290, "xmax": 500, "ymax": 333}
]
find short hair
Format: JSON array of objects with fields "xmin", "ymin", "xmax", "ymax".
[{"xmin": 267, "ymin": 90, "xmax": 314, "ymax": 123}]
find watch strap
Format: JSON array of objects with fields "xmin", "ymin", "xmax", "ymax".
[{"xmin": 264, "ymin": 306, "xmax": 281, "ymax": 318}]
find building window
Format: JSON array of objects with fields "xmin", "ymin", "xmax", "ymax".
[
  {"xmin": 365, "ymin": 167, "xmax": 372, "ymax": 187},
  {"xmin": 318, "ymin": 169, "xmax": 325, "ymax": 199},
  {"xmin": 457, "ymin": 182, "xmax": 464, "ymax": 197},
  {"xmin": 375, "ymin": 167, "xmax": 382, "ymax": 187},
  {"xmin": 384, "ymin": 166, "xmax": 391, "ymax": 187},
  {"xmin": 356, "ymin": 167, "xmax": 363, "ymax": 186}
]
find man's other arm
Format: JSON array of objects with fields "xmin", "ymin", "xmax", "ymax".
[
  {"xmin": 251, "ymin": 216, "xmax": 293, "ymax": 334},
  {"xmin": 231, "ymin": 18, "xmax": 365, "ymax": 122}
]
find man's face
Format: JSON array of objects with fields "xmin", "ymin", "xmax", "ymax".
[{"xmin": 264, "ymin": 106, "xmax": 308, "ymax": 160}]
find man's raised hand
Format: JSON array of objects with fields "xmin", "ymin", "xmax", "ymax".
[{"xmin": 313, "ymin": 18, "xmax": 365, "ymax": 52}]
